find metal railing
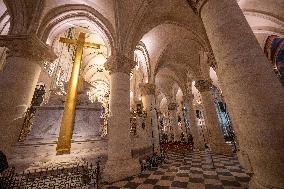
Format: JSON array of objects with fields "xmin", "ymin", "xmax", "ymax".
[
  {"xmin": 0, "ymin": 161, "xmax": 101, "ymax": 189},
  {"xmin": 140, "ymin": 148, "xmax": 168, "ymax": 172},
  {"xmin": 18, "ymin": 107, "xmax": 36, "ymax": 142}
]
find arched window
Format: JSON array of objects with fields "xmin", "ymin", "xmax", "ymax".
[
  {"xmin": 264, "ymin": 35, "xmax": 284, "ymax": 84},
  {"xmin": 133, "ymin": 42, "xmax": 150, "ymax": 83},
  {"xmin": 0, "ymin": 1, "xmax": 10, "ymax": 71}
]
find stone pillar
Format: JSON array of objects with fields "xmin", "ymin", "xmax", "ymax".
[
  {"xmin": 138, "ymin": 93, "xmax": 153, "ymax": 148},
  {"xmin": 195, "ymin": 80, "xmax": 232, "ymax": 154},
  {"xmin": 133, "ymin": 100, "xmax": 150, "ymax": 149},
  {"xmin": 185, "ymin": 95, "xmax": 205, "ymax": 150},
  {"xmin": 0, "ymin": 35, "xmax": 56, "ymax": 154},
  {"xmin": 197, "ymin": 0, "xmax": 284, "ymax": 188},
  {"xmin": 140, "ymin": 83, "xmax": 160, "ymax": 154},
  {"xmin": 179, "ymin": 106, "xmax": 187, "ymax": 135},
  {"xmin": 234, "ymin": 123, "xmax": 253, "ymax": 173},
  {"xmin": 168, "ymin": 102, "xmax": 179, "ymax": 142},
  {"xmin": 163, "ymin": 115, "xmax": 170, "ymax": 136},
  {"xmin": 209, "ymin": 50, "xmax": 254, "ymax": 172},
  {"xmin": 103, "ymin": 54, "xmax": 140, "ymax": 182}
]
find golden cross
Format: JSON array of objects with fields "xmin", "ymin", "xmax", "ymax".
[{"xmin": 56, "ymin": 32, "xmax": 100, "ymax": 154}]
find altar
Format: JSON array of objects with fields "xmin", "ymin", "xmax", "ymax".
[
  {"xmin": 9, "ymin": 100, "xmax": 108, "ymax": 172},
  {"xmin": 26, "ymin": 104, "xmax": 103, "ymax": 144}
]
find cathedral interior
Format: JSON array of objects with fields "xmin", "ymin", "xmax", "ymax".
[{"xmin": 0, "ymin": 0, "xmax": 283, "ymax": 188}]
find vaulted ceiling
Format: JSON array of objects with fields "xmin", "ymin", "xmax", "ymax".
[{"xmin": 1, "ymin": 0, "xmax": 283, "ymax": 103}]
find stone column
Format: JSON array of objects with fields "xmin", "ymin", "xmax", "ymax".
[
  {"xmin": 104, "ymin": 54, "xmax": 140, "ymax": 182},
  {"xmin": 133, "ymin": 100, "xmax": 150, "ymax": 149},
  {"xmin": 0, "ymin": 35, "xmax": 56, "ymax": 155},
  {"xmin": 184, "ymin": 95, "xmax": 205, "ymax": 150},
  {"xmin": 140, "ymin": 83, "xmax": 160, "ymax": 154},
  {"xmin": 138, "ymin": 91, "xmax": 153, "ymax": 149},
  {"xmin": 179, "ymin": 106, "xmax": 187, "ymax": 135},
  {"xmin": 168, "ymin": 102, "xmax": 179, "ymax": 142},
  {"xmin": 157, "ymin": 111, "xmax": 163, "ymax": 135},
  {"xmin": 209, "ymin": 51, "xmax": 254, "ymax": 172},
  {"xmin": 163, "ymin": 114, "xmax": 170, "ymax": 136},
  {"xmin": 233, "ymin": 123, "xmax": 253, "ymax": 173},
  {"xmin": 196, "ymin": 0, "xmax": 284, "ymax": 188},
  {"xmin": 195, "ymin": 80, "xmax": 232, "ymax": 154}
]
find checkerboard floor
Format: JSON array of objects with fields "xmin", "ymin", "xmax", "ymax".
[{"xmin": 102, "ymin": 149, "xmax": 252, "ymax": 189}]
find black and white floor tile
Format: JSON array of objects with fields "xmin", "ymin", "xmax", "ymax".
[{"xmin": 102, "ymin": 150, "xmax": 251, "ymax": 189}]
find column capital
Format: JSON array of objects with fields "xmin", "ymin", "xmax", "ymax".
[
  {"xmin": 168, "ymin": 102, "xmax": 177, "ymax": 111},
  {"xmin": 139, "ymin": 83, "xmax": 156, "ymax": 96},
  {"xmin": 104, "ymin": 53, "xmax": 137, "ymax": 75},
  {"xmin": 188, "ymin": 0, "xmax": 209, "ymax": 15},
  {"xmin": 195, "ymin": 79, "xmax": 212, "ymax": 92},
  {"xmin": 184, "ymin": 93, "xmax": 195, "ymax": 103},
  {"xmin": 184, "ymin": 85, "xmax": 195, "ymax": 102},
  {"xmin": 0, "ymin": 35, "xmax": 57, "ymax": 62},
  {"xmin": 206, "ymin": 50, "xmax": 217, "ymax": 70}
]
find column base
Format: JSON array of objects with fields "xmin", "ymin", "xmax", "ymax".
[
  {"xmin": 1, "ymin": 117, "xmax": 25, "ymax": 156},
  {"xmin": 103, "ymin": 158, "xmax": 141, "ymax": 183},
  {"xmin": 237, "ymin": 150, "xmax": 253, "ymax": 173},
  {"xmin": 249, "ymin": 176, "xmax": 284, "ymax": 189},
  {"xmin": 211, "ymin": 143, "xmax": 233, "ymax": 155}
]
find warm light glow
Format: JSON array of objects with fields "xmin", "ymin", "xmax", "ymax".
[
  {"xmin": 88, "ymin": 80, "xmax": 109, "ymax": 106},
  {"xmin": 93, "ymin": 53, "xmax": 107, "ymax": 65}
]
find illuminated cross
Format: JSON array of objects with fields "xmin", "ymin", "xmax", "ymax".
[{"xmin": 56, "ymin": 32, "xmax": 100, "ymax": 154}]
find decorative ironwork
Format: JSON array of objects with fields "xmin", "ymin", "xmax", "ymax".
[
  {"xmin": 130, "ymin": 109, "xmax": 138, "ymax": 136},
  {"xmin": 18, "ymin": 107, "xmax": 34, "ymax": 142},
  {"xmin": 0, "ymin": 160, "xmax": 101, "ymax": 189},
  {"xmin": 130, "ymin": 120, "xmax": 137, "ymax": 136},
  {"xmin": 140, "ymin": 150, "xmax": 168, "ymax": 172},
  {"xmin": 130, "ymin": 101, "xmax": 147, "ymax": 134},
  {"xmin": 131, "ymin": 101, "xmax": 147, "ymax": 119},
  {"xmin": 101, "ymin": 106, "xmax": 109, "ymax": 137},
  {"xmin": 18, "ymin": 84, "xmax": 46, "ymax": 142}
]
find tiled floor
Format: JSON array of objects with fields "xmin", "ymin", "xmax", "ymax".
[{"xmin": 103, "ymin": 150, "xmax": 251, "ymax": 189}]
